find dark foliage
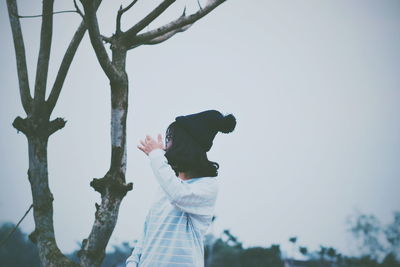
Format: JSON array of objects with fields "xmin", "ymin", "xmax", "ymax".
[
  {"xmin": 0, "ymin": 222, "xmax": 41, "ymax": 267},
  {"xmin": 0, "ymin": 218, "xmax": 399, "ymax": 267}
]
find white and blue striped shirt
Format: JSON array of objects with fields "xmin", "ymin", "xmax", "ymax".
[{"xmin": 126, "ymin": 148, "xmax": 219, "ymax": 267}]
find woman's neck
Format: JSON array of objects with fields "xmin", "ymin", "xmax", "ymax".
[{"xmin": 178, "ymin": 172, "xmax": 192, "ymax": 181}]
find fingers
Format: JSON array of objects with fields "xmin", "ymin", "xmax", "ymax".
[
  {"xmin": 138, "ymin": 138, "xmax": 148, "ymax": 154},
  {"xmin": 138, "ymin": 134, "xmax": 164, "ymax": 155},
  {"xmin": 137, "ymin": 144, "xmax": 147, "ymax": 155},
  {"xmin": 157, "ymin": 133, "xmax": 164, "ymax": 146},
  {"xmin": 157, "ymin": 133, "xmax": 165, "ymax": 150}
]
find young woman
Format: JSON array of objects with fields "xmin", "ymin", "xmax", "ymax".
[{"xmin": 126, "ymin": 110, "xmax": 236, "ymax": 267}]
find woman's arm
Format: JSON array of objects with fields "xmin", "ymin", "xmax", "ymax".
[
  {"xmin": 148, "ymin": 148, "xmax": 218, "ymax": 216},
  {"xmin": 137, "ymin": 134, "xmax": 218, "ymax": 215}
]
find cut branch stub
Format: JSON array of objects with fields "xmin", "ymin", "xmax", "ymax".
[
  {"xmin": 47, "ymin": 117, "xmax": 67, "ymax": 136},
  {"xmin": 95, "ymin": 202, "xmax": 100, "ymax": 212},
  {"xmin": 12, "ymin": 116, "xmax": 30, "ymax": 135},
  {"xmin": 77, "ymin": 238, "xmax": 88, "ymax": 258},
  {"xmin": 90, "ymin": 178, "xmax": 107, "ymax": 195},
  {"xmin": 29, "ymin": 229, "xmax": 38, "ymax": 244},
  {"xmin": 12, "ymin": 116, "xmax": 66, "ymax": 138},
  {"xmin": 90, "ymin": 176, "xmax": 133, "ymax": 198},
  {"xmin": 110, "ymin": 179, "xmax": 133, "ymax": 198}
]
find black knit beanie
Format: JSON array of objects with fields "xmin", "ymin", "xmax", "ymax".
[{"xmin": 174, "ymin": 110, "xmax": 236, "ymax": 152}]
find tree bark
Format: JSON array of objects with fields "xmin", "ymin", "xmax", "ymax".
[
  {"xmin": 12, "ymin": 104, "xmax": 74, "ymax": 267},
  {"xmin": 6, "ymin": 0, "xmax": 102, "ymax": 266},
  {"xmin": 27, "ymin": 135, "xmax": 80, "ymax": 267},
  {"xmin": 78, "ymin": 47, "xmax": 132, "ymax": 267},
  {"xmin": 6, "ymin": 0, "xmax": 32, "ymax": 114}
]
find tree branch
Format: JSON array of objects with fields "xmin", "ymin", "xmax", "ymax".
[
  {"xmin": 17, "ymin": 10, "xmax": 78, "ymax": 18},
  {"xmin": 46, "ymin": 21, "xmax": 85, "ymax": 115},
  {"xmin": 116, "ymin": 0, "xmax": 139, "ymax": 34},
  {"xmin": 101, "ymin": 35, "xmax": 113, "ymax": 44},
  {"xmin": 6, "ymin": 0, "xmax": 33, "ymax": 114},
  {"xmin": 80, "ymin": 0, "xmax": 120, "ymax": 81},
  {"xmin": 144, "ymin": 23, "xmax": 192, "ymax": 45},
  {"xmin": 33, "ymin": 0, "xmax": 54, "ymax": 104},
  {"xmin": 123, "ymin": 0, "xmax": 176, "ymax": 41},
  {"xmin": 126, "ymin": 0, "xmax": 226, "ymax": 48},
  {"xmin": 47, "ymin": 0, "xmax": 102, "ymax": 115},
  {"xmin": 73, "ymin": 0, "xmax": 85, "ymax": 21}
]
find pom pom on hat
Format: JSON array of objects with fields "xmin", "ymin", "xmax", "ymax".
[{"xmin": 219, "ymin": 114, "xmax": 236, "ymax": 133}]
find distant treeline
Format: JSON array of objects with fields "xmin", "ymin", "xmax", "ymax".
[{"xmin": 0, "ymin": 211, "xmax": 399, "ymax": 267}]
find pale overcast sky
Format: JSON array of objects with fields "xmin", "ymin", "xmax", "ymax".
[{"xmin": 1, "ymin": 0, "xmax": 399, "ymax": 258}]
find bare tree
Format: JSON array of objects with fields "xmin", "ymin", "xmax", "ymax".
[
  {"xmin": 7, "ymin": 0, "xmax": 227, "ymax": 266},
  {"xmin": 5, "ymin": 0, "xmax": 103, "ymax": 266},
  {"xmin": 75, "ymin": 0, "xmax": 227, "ymax": 266}
]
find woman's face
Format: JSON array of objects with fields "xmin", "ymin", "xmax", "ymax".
[
  {"xmin": 165, "ymin": 131, "xmax": 173, "ymax": 150},
  {"xmin": 166, "ymin": 139, "xmax": 172, "ymax": 150}
]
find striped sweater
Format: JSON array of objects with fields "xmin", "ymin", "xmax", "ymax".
[{"xmin": 126, "ymin": 148, "xmax": 219, "ymax": 267}]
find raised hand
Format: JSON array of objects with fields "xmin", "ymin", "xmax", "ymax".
[{"xmin": 137, "ymin": 133, "xmax": 165, "ymax": 156}]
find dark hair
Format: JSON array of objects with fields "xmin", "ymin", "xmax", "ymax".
[{"xmin": 164, "ymin": 121, "xmax": 219, "ymax": 178}]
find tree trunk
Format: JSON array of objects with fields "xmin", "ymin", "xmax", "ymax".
[
  {"xmin": 27, "ymin": 134, "xmax": 80, "ymax": 267},
  {"xmin": 78, "ymin": 47, "xmax": 132, "ymax": 267},
  {"xmin": 11, "ymin": 101, "xmax": 77, "ymax": 266}
]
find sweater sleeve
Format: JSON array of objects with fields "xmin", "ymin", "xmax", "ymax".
[
  {"xmin": 148, "ymin": 148, "xmax": 218, "ymax": 216},
  {"xmin": 125, "ymin": 220, "xmax": 147, "ymax": 267}
]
